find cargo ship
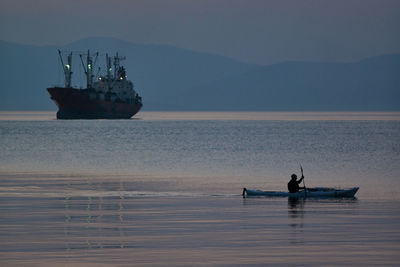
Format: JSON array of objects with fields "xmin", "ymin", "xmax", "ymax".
[{"xmin": 47, "ymin": 50, "xmax": 142, "ymax": 119}]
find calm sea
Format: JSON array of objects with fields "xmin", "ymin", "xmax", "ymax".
[{"xmin": 0, "ymin": 111, "xmax": 399, "ymax": 266}]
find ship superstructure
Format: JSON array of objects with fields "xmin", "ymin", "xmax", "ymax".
[{"xmin": 47, "ymin": 50, "xmax": 142, "ymax": 119}]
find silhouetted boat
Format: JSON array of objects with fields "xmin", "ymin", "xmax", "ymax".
[
  {"xmin": 47, "ymin": 50, "xmax": 142, "ymax": 119},
  {"xmin": 242, "ymin": 187, "xmax": 359, "ymax": 198}
]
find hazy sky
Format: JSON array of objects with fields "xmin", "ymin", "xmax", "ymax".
[{"xmin": 1, "ymin": 0, "xmax": 399, "ymax": 64}]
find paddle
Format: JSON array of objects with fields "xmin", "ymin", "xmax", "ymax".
[
  {"xmin": 300, "ymin": 164, "xmax": 306, "ymax": 196},
  {"xmin": 300, "ymin": 164, "xmax": 305, "ymax": 188}
]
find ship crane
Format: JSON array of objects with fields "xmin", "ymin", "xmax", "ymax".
[
  {"xmin": 106, "ymin": 53, "xmax": 113, "ymax": 90},
  {"xmin": 58, "ymin": 50, "xmax": 72, "ymax": 88},
  {"xmin": 80, "ymin": 50, "xmax": 99, "ymax": 89}
]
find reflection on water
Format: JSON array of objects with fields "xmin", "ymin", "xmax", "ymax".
[
  {"xmin": 1, "ymin": 174, "xmax": 400, "ymax": 265},
  {"xmin": 288, "ymin": 197, "xmax": 305, "ymax": 245},
  {"xmin": 61, "ymin": 179, "xmax": 128, "ymax": 252},
  {"xmin": 287, "ymin": 197, "xmax": 363, "ymax": 247},
  {"xmin": 119, "ymin": 180, "xmax": 125, "ymax": 249},
  {"xmin": 287, "ymin": 197, "xmax": 359, "ymax": 245},
  {"xmin": 288, "ymin": 197, "xmax": 305, "ymax": 224},
  {"xmin": 1, "ymin": 112, "xmax": 400, "ymax": 265}
]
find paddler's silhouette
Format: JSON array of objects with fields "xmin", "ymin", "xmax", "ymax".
[{"xmin": 288, "ymin": 174, "xmax": 305, "ymax": 193}]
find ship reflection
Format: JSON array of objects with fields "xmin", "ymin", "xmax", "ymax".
[{"xmin": 63, "ymin": 179, "xmax": 127, "ymax": 252}]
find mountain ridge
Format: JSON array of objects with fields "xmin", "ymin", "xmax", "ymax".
[{"xmin": 1, "ymin": 37, "xmax": 399, "ymax": 111}]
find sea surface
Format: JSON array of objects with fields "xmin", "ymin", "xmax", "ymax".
[{"xmin": 0, "ymin": 111, "xmax": 400, "ymax": 266}]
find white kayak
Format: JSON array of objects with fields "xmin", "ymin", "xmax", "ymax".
[{"xmin": 242, "ymin": 187, "xmax": 359, "ymax": 198}]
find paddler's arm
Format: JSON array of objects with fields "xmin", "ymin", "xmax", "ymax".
[{"xmin": 297, "ymin": 176, "xmax": 304, "ymax": 184}]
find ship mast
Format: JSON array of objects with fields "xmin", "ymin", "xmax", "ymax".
[
  {"xmin": 106, "ymin": 53, "xmax": 112, "ymax": 80},
  {"xmin": 80, "ymin": 50, "xmax": 99, "ymax": 89},
  {"xmin": 106, "ymin": 53, "xmax": 113, "ymax": 91},
  {"xmin": 58, "ymin": 50, "xmax": 72, "ymax": 88},
  {"xmin": 113, "ymin": 53, "xmax": 126, "ymax": 79}
]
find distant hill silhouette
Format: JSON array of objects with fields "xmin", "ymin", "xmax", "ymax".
[
  {"xmin": 1, "ymin": 37, "xmax": 399, "ymax": 111},
  {"xmin": 183, "ymin": 54, "xmax": 400, "ymax": 111}
]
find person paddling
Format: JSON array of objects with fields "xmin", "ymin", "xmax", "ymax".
[{"xmin": 288, "ymin": 174, "xmax": 305, "ymax": 193}]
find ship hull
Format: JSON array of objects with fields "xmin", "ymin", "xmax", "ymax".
[{"xmin": 47, "ymin": 87, "xmax": 142, "ymax": 119}]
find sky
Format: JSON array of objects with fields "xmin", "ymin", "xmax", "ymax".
[{"xmin": 1, "ymin": 0, "xmax": 399, "ymax": 64}]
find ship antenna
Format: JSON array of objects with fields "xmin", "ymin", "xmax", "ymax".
[{"xmin": 58, "ymin": 50, "xmax": 72, "ymax": 88}]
